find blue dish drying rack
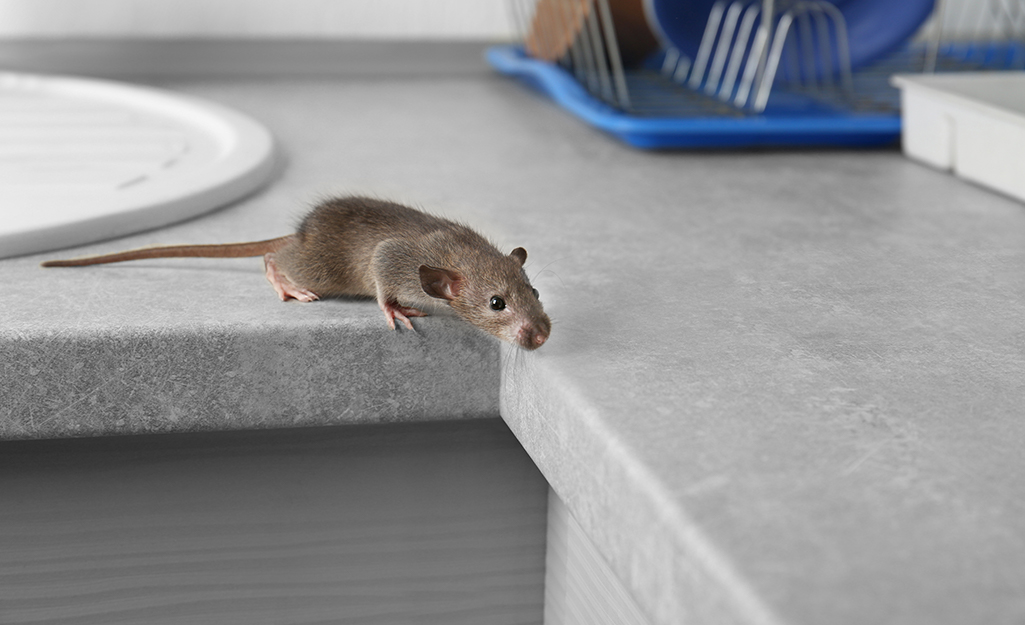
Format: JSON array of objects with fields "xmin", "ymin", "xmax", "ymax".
[{"xmin": 488, "ymin": 30, "xmax": 1025, "ymax": 149}]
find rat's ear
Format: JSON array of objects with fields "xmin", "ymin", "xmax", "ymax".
[
  {"xmin": 510, "ymin": 247, "xmax": 528, "ymax": 266},
  {"xmin": 419, "ymin": 265, "xmax": 462, "ymax": 300}
]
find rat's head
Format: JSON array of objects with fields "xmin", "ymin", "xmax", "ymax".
[{"xmin": 419, "ymin": 246, "xmax": 551, "ymax": 350}]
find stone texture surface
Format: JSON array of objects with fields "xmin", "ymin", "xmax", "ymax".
[
  {"xmin": 3, "ymin": 45, "xmax": 1025, "ymax": 625},
  {"xmin": 1, "ymin": 317, "xmax": 499, "ymax": 439}
]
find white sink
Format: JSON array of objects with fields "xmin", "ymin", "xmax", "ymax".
[{"xmin": 0, "ymin": 72, "xmax": 275, "ymax": 259}]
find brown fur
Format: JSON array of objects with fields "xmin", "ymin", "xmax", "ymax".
[{"xmin": 42, "ymin": 196, "xmax": 551, "ymax": 350}]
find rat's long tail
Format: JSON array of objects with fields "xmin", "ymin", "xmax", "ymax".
[{"xmin": 41, "ymin": 235, "xmax": 294, "ymax": 267}]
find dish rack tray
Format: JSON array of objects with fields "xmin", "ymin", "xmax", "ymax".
[{"xmin": 488, "ymin": 0, "xmax": 1025, "ymax": 149}]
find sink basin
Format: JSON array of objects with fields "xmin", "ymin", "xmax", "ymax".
[{"xmin": 0, "ymin": 72, "xmax": 275, "ymax": 259}]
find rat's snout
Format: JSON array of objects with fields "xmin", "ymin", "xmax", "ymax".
[{"xmin": 517, "ymin": 320, "xmax": 550, "ymax": 351}]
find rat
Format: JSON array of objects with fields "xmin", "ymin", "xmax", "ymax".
[{"xmin": 42, "ymin": 196, "xmax": 551, "ymax": 350}]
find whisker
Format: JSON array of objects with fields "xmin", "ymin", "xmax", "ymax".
[{"xmin": 531, "ymin": 256, "xmax": 569, "ymax": 283}]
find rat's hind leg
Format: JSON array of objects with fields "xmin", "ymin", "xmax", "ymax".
[
  {"xmin": 378, "ymin": 298, "xmax": 427, "ymax": 331},
  {"xmin": 264, "ymin": 253, "xmax": 319, "ymax": 302}
]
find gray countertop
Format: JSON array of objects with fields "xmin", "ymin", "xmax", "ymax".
[{"xmin": 3, "ymin": 41, "xmax": 1025, "ymax": 625}]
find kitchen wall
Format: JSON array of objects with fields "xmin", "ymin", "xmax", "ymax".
[
  {"xmin": 0, "ymin": 0, "xmax": 1000, "ymax": 41},
  {"xmin": 0, "ymin": 0, "xmax": 514, "ymax": 39}
]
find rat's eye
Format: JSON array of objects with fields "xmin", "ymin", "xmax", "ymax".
[
  {"xmin": 490, "ymin": 296, "xmax": 506, "ymax": 311},
  {"xmin": 531, "ymin": 288, "xmax": 539, "ymax": 299}
]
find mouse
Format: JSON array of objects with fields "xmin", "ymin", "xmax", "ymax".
[{"xmin": 42, "ymin": 196, "xmax": 551, "ymax": 350}]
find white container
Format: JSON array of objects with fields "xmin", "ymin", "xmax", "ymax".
[{"xmin": 891, "ymin": 72, "xmax": 1025, "ymax": 203}]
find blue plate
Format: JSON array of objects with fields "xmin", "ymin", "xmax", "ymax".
[{"xmin": 646, "ymin": 0, "xmax": 936, "ymax": 75}]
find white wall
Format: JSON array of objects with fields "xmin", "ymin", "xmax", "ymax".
[
  {"xmin": 0, "ymin": 0, "xmax": 1004, "ymax": 41},
  {"xmin": 0, "ymin": 0, "xmax": 516, "ymax": 39}
]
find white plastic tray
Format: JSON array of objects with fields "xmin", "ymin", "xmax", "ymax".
[
  {"xmin": 892, "ymin": 72, "xmax": 1025, "ymax": 204},
  {"xmin": 0, "ymin": 72, "xmax": 276, "ymax": 259}
]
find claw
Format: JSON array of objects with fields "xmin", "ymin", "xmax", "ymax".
[
  {"xmin": 265, "ymin": 253, "xmax": 319, "ymax": 302},
  {"xmin": 380, "ymin": 299, "xmax": 426, "ymax": 331}
]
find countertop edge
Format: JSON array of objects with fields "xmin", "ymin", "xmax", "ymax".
[
  {"xmin": 1, "ymin": 319, "xmax": 502, "ymax": 440},
  {"xmin": 500, "ymin": 355, "xmax": 786, "ymax": 625}
]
